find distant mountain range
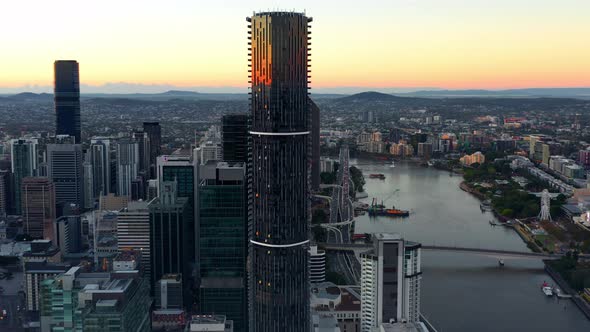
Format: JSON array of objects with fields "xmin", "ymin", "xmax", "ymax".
[
  {"xmin": 393, "ymin": 88, "xmax": 590, "ymax": 99},
  {"xmin": 2, "ymin": 88, "xmax": 590, "ymax": 102}
]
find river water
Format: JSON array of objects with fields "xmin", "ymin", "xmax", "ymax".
[{"xmin": 353, "ymin": 160, "xmax": 590, "ymax": 332}]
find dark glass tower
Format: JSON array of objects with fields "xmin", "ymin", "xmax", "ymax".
[
  {"xmin": 54, "ymin": 60, "xmax": 81, "ymax": 143},
  {"xmin": 309, "ymin": 98, "xmax": 320, "ymax": 191},
  {"xmin": 222, "ymin": 114, "xmax": 248, "ymax": 163},
  {"xmin": 248, "ymin": 12, "xmax": 311, "ymax": 332},
  {"xmin": 143, "ymin": 122, "xmax": 161, "ymax": 179}
]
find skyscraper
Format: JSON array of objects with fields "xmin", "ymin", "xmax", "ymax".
[
  {"xmin": 21, "ymin": 177, "xmax": 56, "ymax": 240},
  {"xmin": 360, "ymin": 234, "xmax": 422, "ymax": 332},
  {"xmin": 222, "ymin": 114, "xmax": 248, "ymax": 163},
  {"xmin": 248, "ymin": 12, "xmax": 311, "ymax": 331},
  {"xmin": 47, "ymin": 143, "xmax": 84, "ymax": 209},
  {"xmin": 309, "ymin": 98, "xmax": 321, "ymax": 191},
  {"xmin": 54, "ymin": 60, "xmax": 81, "ymax": 143},
  {"xmin": 149, "ymin": 181, "xmax": 194, "ymax": 307},
  {"xmin": 198, "ymin": 162, "xmax": 247, "ymax": 331},
  {"xmin": 116, "ymin": 139, "xmax": 139, "ymax": 197},
  {"xmin": 0, "ymin": 170, "xmax": 8, "ymax": 216},
  {"xmin": 117, "ymin": 201, "xmax": 151, "ymax": 278},
  {"xmin": 89, "ymin": 138, "xmax": 112, "ymax": 198},
  {"xmin": 143, "ymin": 122, "xmax": 161, "ymax": 178},
  {"xmin": 11, "ymin": 138, "xmax": 38, "ymax": 215},
  {"xmin": 131, "ymin": 130, "xmax": 151, "ymax": 178}
]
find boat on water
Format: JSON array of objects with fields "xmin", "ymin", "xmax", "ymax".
[
  {"xmin": 389, "ymin": 161, "xmax": 395, "ymax": 168},
  {"xmin": 427, "ymin": 160, "xmax": 434, "ymax": 167},
  {"xmin": 498, "ymin": 259, "xmax": 505, "ymax": 266},
  {"xmin": 369, "ymin": 173, "xmax": 386, "ymax": 179},
  {"xmin": 541, "ymin": 282, "xmax": 553, "ymax": 296},
  {"xmin": 368, "ymin": 198, "xmax": 410, "ymax": 217}
]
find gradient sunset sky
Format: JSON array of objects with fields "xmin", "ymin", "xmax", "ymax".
[{"xmin": 2, "ymin": 0, "xmax": 589, "ymax": 92}]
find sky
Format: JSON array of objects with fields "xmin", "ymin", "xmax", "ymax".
[{"xmin": 1, "ymin": 0, "xmax": 589, "ymax": 93}]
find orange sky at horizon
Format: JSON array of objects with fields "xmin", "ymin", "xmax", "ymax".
[{"xmin": 1, "ymin": 0, "xmax": 589, "ymax": 91}]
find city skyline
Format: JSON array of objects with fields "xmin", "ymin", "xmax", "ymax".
[{"xmin": 1, "ymin": 0, "xmax": 590, "ymax": 93}]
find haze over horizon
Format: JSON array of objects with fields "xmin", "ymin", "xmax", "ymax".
[{"xmin": 2, "ymin": 0, "xmax": 589, "ymax": 93}]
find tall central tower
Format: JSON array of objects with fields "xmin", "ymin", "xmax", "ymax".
[{"xmin": 248, "ymin": 11, "xmax": 311, "ymax": 331}]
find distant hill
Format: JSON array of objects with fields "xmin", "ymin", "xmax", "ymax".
[
  {"xmin": 5, "ymin": 92, "xmax": 53, "ymax": 101},
  {"xmin": 337, "ymin": 91, "xmax": 403, "ymax": 102},
  {"xmin": 395, "ymin": 88, "xmax": 590, "ymax": 99}
]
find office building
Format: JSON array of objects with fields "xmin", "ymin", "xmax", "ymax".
[
  {"xmin": 83, "ymin": 157, "xmax": 94, "ymax": 209},
  {"xmin": 24, "ymin": 261, "xmax": 70, "ymax": 311},
  {"xmin": 417, "ymin": 143, "xmax": 433, "ymax": 160},
  {"xmin": 248, "ymin": 11, "xmax": 311, "ymax": 331},
  {"xmin": 47, "ymin": 143, "xmax": 84, "ymax": 209},
  {"xmin": 22, "ymin": 240, "xmax": 61, "ymax": 265},
  {"xmin": 132, "ymin": 130, "xmax": 151, "ymax": 177},
  {"xmin": 89, "ymin": 138, "xmax": 112, "ymax": 198},
  {"xmin": 200, "ymin": 141, "xmax": 222, "ymax": 165},
  {"xmin": 40, "ymin": 266, "xmax": 151, "ymax": 332},
  {"xmin": 143, "ymin": 122, "xmax": 161, "ymax": 178},
  {"xmin": 55, "ymin": 215, "xmax": 82, "ymax": 255},
  {"xmin": 198, "ymin": 162, "xmax": 247, "ymax": 331},
  {"xmin": 360, "ymin": 234, "xmax": 421, "ymax": 332},
  {"xmin": 11, "ymin": 138, "xmax": 38, "ymax": 214},
  {"xmin": 117, "ymin": 139, "xmax": 140, "ymax": 197},
  {"xmin": 22, "ymin": 177, "xmax": 56, "ymax": 240},
  {"xmin": 149, "ymin": 181, "xmax": 194, "ymax": 306},
  {"xmin": 222, "ymin": 114, "xmax": 248, "ymax": 163},
  {"xmin": 186, "ymin": 315, "xmax": 234, "ymax": 332},
  {"xmin": 99, "ymin": 193, "xmax": 129, "ymax": 211},
  {"xmin": 117, "ymin": 201, "xmax": 151, "ymax": 278},
  {"xmin": 310, "ymin": 98, "xmax": 321, "ymax": 191},
  {"xmin": 309, "ymin": 246, "xmax": 326, "ymax": 283},
  {"xmin": 0, "ymin": 170, "xmax": 8, "ymax": 216},
  {"xmin": 156, "ymin": 274, "xmax": 183, "ymax": 309},
  {"xmin": 54, "ymin": 60, "xmax": 81, "ymax": 143}
]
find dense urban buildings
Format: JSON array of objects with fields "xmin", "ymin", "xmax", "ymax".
[
  {"xmin": 10, "ymin": 138, "xmax": 38, "ymax": 215},
  {"xmin": 21, "ymin": 177, "xmax": 56, "ymax": 240},
  {"xmin": 248, "ymin": 11, "xmax": 311, "ymax": 331},
  {"xmin": 54, "ymin": 60, "xmax": 81, "ymax": 143},
  {"xmin": 117, "ymin": 200, "xmax": 151, "ymax": 278},
  {"xmin": 143, "ymin": 122, "xmax": 162, "ymax": 178},
  {"xmin": 46, "ymin": 143, "xmax": 84, "ymax": 209}
]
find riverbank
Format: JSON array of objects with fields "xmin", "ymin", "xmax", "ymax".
[{"xmin": 544, "ymin": 261, "xmax": 590, "ymax": 320}]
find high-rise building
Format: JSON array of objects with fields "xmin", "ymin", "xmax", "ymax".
[
  {"xmin": 117, "ymin": 201, "xmax": 151, "ymax": 278},
  {"xmin": 131, "ymin": 130, "xmax": 151, "ymax": 177},
  {"xmin": 22, "ymin": 177, "xmax": 56, "ymax": 241},
  {"xmin": 40, "ymin": 266, "xmax": 151, "ymax": 332},
  {"xmin": 11, "ymin": 138, "xmax": 38, "ymax": 214},
  {"xmin": 222, "ymin": 114, "xmax": 249, "ymax": 163},
  {"xmin": 116, "ymin": 139, "xmax": 139, "ymax": 197},
  {"xmin": 0, "ymin": 170, "xmax": 8, "ymax": 216},
  {"xmin": 157, "ymin": 151, "xmax": 199, "ymax": 227},
  {"xmin": 24, "ymin": 261, "xmax": 70, "ymax": 311},
  {"xmin": 83, "ymin": 157, "xmax": 94, "ymax": 209},
  {"xmin": 54, "ymin": 60, "xmax": 81, "ymax": 143},
  {"xmin": 156, "ymin": 274, "xmax": 183, "ymax": 309},
  {"xmin": 417, "ymin": 143, "xmax": 433, "ymax": 161},
  {"xmin": 309, "ymin": 98, "xmax": 321, "ymax": 191},
  {"xmin": 47, "ymin": 143, "xmax": 84, "ymax": 209},
  {"xmin": 143, "ymin": 122, "xmax": 161, "ymax": 178},
  {"xmin": 360, "ymin": 234, "xmax": 421, "ymax": 332},
  {"xmin": 309, "ymin": 246, "xmax": 326, "ymax": 283},
  {"xmin": 55, "ymin": 215, "xmax": 82, "ymax": 255},
  {"xmin": 198, "ymin": 162, "xmax": 247, "ymax": 331},
  {"xmin": 248, "ymin": 11, "xmax": 311, "ymax": 331},
  {"xmin": 89, "ymin": 138, "xmax": 112, "ymax": 198},
  {"xmin": 199, "ymin": 141, "xmax": 222, "ymax": 165},
  {"xmin": 149, "ymin": 181, "xmax": 194, "ymax": 307}
]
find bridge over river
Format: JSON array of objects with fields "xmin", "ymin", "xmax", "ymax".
[{"xmin": 319, "ymin": 243, "xmax": 590, "ymax": 260}]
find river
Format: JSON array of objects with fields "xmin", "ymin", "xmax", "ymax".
[{"xmin": 353, "ymin": 160, "xmax": 590, "ymax": 332}]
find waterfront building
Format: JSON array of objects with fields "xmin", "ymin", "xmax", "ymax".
[
  {"xmin": 54, "ymin": 60, "xmax": 81, "ymax": 143},
  {"xmin": 117, "ymin": 139, "xmax": 140, "ymax": 197},
  {"xmin": 360, "ymin": 234, "xmax": 422, "ymax": 332},
  {"xmin": 460, "ymin": 151, "xmax": 485, "ymax": 166},
  {"xmin": 248, "ymin": 11, "xmax": 311, "ymax": 331},
  {"xmin": 309, "ymin": 245, "xmax": 326, "ymax": 283},
  {"xmin": 22, "ymin": 177, "xmax": 56, "ymax": 240},
  {"xmin": 24, "ymin": 261, "xmax": 70, "ymax": 311},
  {"xmin": 222, "ymin": 114, "xmax": 249, "ymax": 163},
  {"xmin": 310, "ymin": 282, "xmax": 361, "ymax": 332},
  {"xmin": 198, "ymin": 162, "xmax": 247, "ymax": 331},
  {"xmin": 11, "ymin": 138, "xmax": 38, "ymax": 214},
  {"xmin": 149, "ymin": 180, "xmax": 194, "ymax": 307},
  {"xmin": 143, "ymin": 122, "xmax": 162, "ymax": 178},
  {"xmin": 117, "ymin": 201, "xmax": 151, "ymax": 279},
  {"xmin": 47, "ymin": 143, "xmax": 84, "ymax": 209},
  {"xmin": 417, "ymin": 142, "xmax": 433, "ymax": 160}
]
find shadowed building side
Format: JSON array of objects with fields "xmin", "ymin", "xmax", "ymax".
[{"xmin": 54, "ymin": 60, "xmax": 81, "ymax": 143}]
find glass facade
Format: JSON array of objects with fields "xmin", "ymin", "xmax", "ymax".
[
  {"xmin": 54, "ymin": 60, "xmax": 81, "ymax": 143},
  {"xmin": 248, "ymin": 12, "xmax": 311, "ymax": 332},
  {"xmin": 199, "ymin": 177, "xmax": 247, "ymax": 331},
  {"xmin": 222, "ymin": 114, "xmax": 249, "ymax": 163}
]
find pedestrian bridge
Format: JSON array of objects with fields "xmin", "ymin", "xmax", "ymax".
[{"xmin": 318, "ymin": 243, "xmax": 590, "ymax": 260}]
